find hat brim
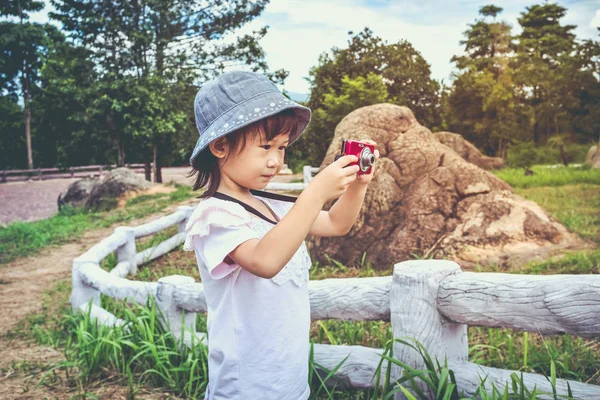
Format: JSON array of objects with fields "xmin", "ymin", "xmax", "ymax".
[{"xmin": 190, "ymin": 91, "xmax": 311, "ymax": 165}]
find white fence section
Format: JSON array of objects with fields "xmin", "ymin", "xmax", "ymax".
[{"xmin": 70, "ymin": 207, "xmax": 600, "ymax": 399}]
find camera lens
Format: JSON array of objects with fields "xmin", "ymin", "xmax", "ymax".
[{"xmin": 359, "ymin": 148, "xmax": 374, "ymax": 172}]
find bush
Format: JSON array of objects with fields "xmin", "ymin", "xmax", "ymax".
[
  {"xmin": 507, "ymin": 142, "xmax": 591, "ymax": 168},
  {"xmin": 507, "ymin": 141, "xmax": 537, "ymax": 168}
]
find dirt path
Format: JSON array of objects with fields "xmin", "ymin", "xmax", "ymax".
[{"xmin": 0, "ymin": 199, "xmax": 197, "ymax": 399}]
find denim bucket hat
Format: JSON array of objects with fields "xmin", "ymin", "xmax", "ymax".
[{"xmin": 190, "ymin": 71, "xmax": 311, "ymax": 165}]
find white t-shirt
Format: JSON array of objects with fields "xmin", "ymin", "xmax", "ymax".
[{"xmin": 183, "ymin": 193, "xmax": 312, "ymax": 400}]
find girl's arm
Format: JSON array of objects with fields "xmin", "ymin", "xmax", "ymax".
[
  {"xmin": 308, "ymin": 183, "xmax": 368, "ymax": 237},
  {"xmin": 228, "ymin": 154, "xmax": 360, "ymax": 279},
  {"xmin": 309, "ymin": 141, "xmax": 379, "ymax": 237}
]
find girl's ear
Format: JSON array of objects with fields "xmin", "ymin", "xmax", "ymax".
[{"xmin": 209, "ymin": 138, "xmax": 227, "ymax": 159}]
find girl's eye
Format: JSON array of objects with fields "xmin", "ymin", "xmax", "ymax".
[{"xmin": 261, "ymin": 145, "xmax": 286, "ymax": 150}]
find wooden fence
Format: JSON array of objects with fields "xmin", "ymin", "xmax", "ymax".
[
  {"xmin": 1, "ymin": 163, "xmax": 146, "ymax": 183},
  {"xmin": 70, "ymin": 207, "xmax": 600, "ymax": 399}
]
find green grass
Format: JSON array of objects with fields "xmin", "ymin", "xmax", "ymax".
[
  {"xmin": 493, "ymin": 165, "xmax": 600, "ymax": 188},
  {"xmin": 27, "ymin": 294, "xmax": 584, "ymax": 400},
  {"xmin": 514, "ymin": 184, "xmax": 600, "ymax": 242},
  {"xmin": 5, "ymin": 164, "xmax": 599, "ymax": 398},
  {"xmin": 0, "ymin": 184, "xmax": 196, "ymax": 265},
  {"xmin": 469, "ymin": 327, "xmax": 600, "ymax": 384}
]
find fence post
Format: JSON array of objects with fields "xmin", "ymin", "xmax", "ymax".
[
  {"xmin": 70, "ymin": 258, "xmax": 101, "ymax": 312},
  {"xmin": 390, "ymin": 260, "xmax": 468, "ymax": 399},
  {"xmin": 156, "ymin": 275, "xmax": 200, "ymax": 348},
  {"xmin": 115, "ymin": 226, "xmax": 137, "ymax": 276},
  {"xmin": 303, "ymin": 165, "xmax": 313, "ymax": 185}
]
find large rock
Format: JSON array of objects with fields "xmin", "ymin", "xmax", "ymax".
[
  {"xmin": 58, "ymin": 168, "xmax": 151, "ymax": 211},
  {"xmin": 585, "ymin": 145, "xmax": 600, "ymax": 168},
  {"xmin": 57, "ymin": 177, "xmax": 99, "ymax": 210},
  {"xmin": 307, "ymin": 104, "xmax": 585, "ymax": 270},
  {"xmin": 433, "ymin": 131, "xmax": 504, "ymax": 170}
]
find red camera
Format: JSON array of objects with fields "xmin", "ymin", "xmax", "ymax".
[{"xmin": 334, "ymin": 139, "xmax": 376, "ymax": 175}]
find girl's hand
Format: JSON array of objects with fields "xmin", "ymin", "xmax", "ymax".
[
  {"xmin": 305, "ymin": 154, "xmax": 360, "ymax": 204},
  {"xmin": 354, "ymin": 140, "xmax": 379, "ymax": 185}
]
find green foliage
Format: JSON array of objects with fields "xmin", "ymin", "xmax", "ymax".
[
  {"xmin": 447, "ymin": 6, "xmax": 520, "ymax": 157},
  {"xmin": 512, "ymin": 185, "xmax": 600, "ymax": 242},
  {"xmin": 0, "ymin": 95, "xmax": 24, "ymax": 169},
  {"xmin": 506, "ymin": 142, "xmax": 537, "ymax": 168},
  {"xmin": 0, "ymin": 184, "xmax": 194, "ymax": 264},
  {"xmin": 0, "ymin": 5, "xmax": 64, "ymax": 168},
  {"xmin": 469, "ymin": 327, "xmax": 600, "ymax": 388},
  {"xmin": 446, "ymin": 3, "xmax": 599, "ymax": 158},
  {"xmin": 494, "ymin": 165, "xmax": 600, "ymax": 188},
  {"xmin": 516, "ymin": 250, "xmax": 600, "ymax": 275},
  {"xmin": 0, "ymin": 0, "xmax": 282, "ymax": 171},
  {"xmin": 40, "ymin": 298, "xmax": 209, "ymax": 397},
  {"xmin": 303, "ymin": 73, "xmax": 389, "ymax": 165},
  {"xmin": 504, "ymin": 142, "xmax": 590, "ymax": 168},
  {"xmin": 315, "ymin": 73, "xmax": 390, "ymax": 128}
]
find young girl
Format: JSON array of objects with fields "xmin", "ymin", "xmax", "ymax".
[{"xmin": 183, "ymin": 71, "xmax": 378, "ymax": 400}]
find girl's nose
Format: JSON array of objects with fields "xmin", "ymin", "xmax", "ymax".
[{"xmin": 267, "ymin": 157, "xmax": 280, "ymax": 169}]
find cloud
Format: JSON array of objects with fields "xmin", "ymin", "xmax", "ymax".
[
  {"xmin": 250, "ymin": 0, "xmax": 471, "ymax": 92},
  {"xmin": 590, "ymin": 9, "xmax": 600, "ymax": 29}
]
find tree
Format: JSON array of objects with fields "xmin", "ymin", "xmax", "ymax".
[
  {"xmin": 0, "ymin": 0, "xmax": 61, "ymax": 169},
  {"xmin": 513, "ymin": 3, "xmax": 577, "ymax": 144},
  {"xmin": 447, "ymin": 4, "xmax": 520, "ymax": 156},
  {"xmin": 31, "ymin": 40, "xmax": 103, "ymax": 167},
  {"xmin": 301, "ymin": 28, "xmax": 440, "ymax": 165},
  {"xmin": 50, "ymin": 0, "xmax": 282, "ymax": 175},
  {"xmin": 297, "ymin": 73, "xmax": 389, "ymax": 165},
  {"xmin": 0, "ymin": 95, "xmax": 24, "ymax": 169}
]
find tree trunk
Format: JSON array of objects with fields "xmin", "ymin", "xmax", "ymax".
[
  {"xmin": 153, "ymin": 143, "xmax": 162, "ymax": 183},
  {"xmin": 116, "ymin": 136, "xmax": 125, "ymax": 167},
  {"xmin": 559, "ymin": 143, "xmax": 568, "ymax": 166},
  {"xmin": 24, "ymin": 88, "xmax": 33, "ymax": 170},
  {"xmin": 497, "ymin": 138, "xmax": 504, "ymax": 159},
  {"xmin": 144, "ymin": 161, "xmax": 152, "ymax": 181},
  {"xmin": 23, "ymin": 69, "xmax": 33, "ymax": 169},
  {"xmin": 532, "ymin": 115, "xmax": 539, "ymax": 145}
]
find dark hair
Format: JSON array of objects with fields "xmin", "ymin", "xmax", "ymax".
[{"xmin": 190, "ymin": 109, "xmax": 299, "ymax": 198}]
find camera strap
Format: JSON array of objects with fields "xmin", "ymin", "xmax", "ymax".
[{"xmin": 213, "ymin": 190, "xmax": 297, "ymax": 225}]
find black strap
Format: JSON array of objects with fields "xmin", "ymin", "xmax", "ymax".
[
  {"xmin": 249, "ymin": 189, "xmax": 297, "ymax": 203},
  {"xmin": 213, "ymin": 191, "xmax": 289, "ymax": 225}
]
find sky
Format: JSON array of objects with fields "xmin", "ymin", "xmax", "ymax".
[{"xmin": 30, "ymin": 0, "xmax": 600, "ymax": 95}]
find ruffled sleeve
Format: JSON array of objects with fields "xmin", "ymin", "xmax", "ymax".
[{"xmin": 184, "ymin": 198, "xmax": 259, "ymax": 279}]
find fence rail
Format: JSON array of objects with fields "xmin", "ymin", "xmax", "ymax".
[
  {"xmin": 70, "ymin": 207, "xmax": 600, "ymax": 399},
  {"xmin": 1, "ymin": 163, "xmax": 147, "ymax": 183}
]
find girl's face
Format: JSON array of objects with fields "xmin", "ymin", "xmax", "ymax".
[{"xmin": 218, "ymin": 131, "xmax": 290, "ymax": 194}]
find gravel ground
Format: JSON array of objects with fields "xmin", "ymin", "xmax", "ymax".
[{"xmin": 0, "ymin": 167, "xmax": 302, "ymax": 226}]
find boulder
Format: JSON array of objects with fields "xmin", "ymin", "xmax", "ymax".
[
  {"xmin": 58, "ymin": 168, "xmax": 151, "ymax": 211},
  {"xmin": 307, "ymin": 104, "xmax": 585, "ymax": 270},
  {"xmin": 57, "ymin": 177, "xmax": 99, "ymax": 210},
  {"xmin": 585, "ymin": 145, "xmax": 600, "ymax": 168},
  {"xmin": 433, "ymin": 131, "xmax": 505, "ymax": 170}
]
